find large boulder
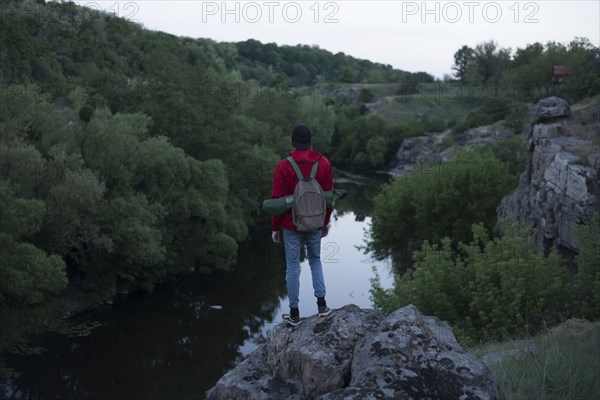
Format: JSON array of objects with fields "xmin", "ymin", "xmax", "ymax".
[
  {"xmin": 534, "ymin": 96, "xmax": 571, "ymax": 123},
  {"xmin": 332, "ymin": 305, "xmax": 497, "ymax": 399},
  {"xmin": 266, "ymin": 305, "xmax": 384, "ymax": 398},
  {"xmin": 205, "ymin": 305, "xmax": 498, "ymax": 400}
]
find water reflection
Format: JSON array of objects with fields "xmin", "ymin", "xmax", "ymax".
[
  {"xmin": 2, "ymin": 237, "xmax": 287, "ymax": 400},
  {"xmin": 333, "ymin": 170, "xmax": 390, "ymax": 221},
  {"xmin": 237, "ymin": 211, "xmax": 394, "ymax": 357}
]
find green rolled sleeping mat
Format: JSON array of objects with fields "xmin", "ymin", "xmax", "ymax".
[{"xmin": 261, "ymin": 189, "xmax": 348, "ymax": 216}]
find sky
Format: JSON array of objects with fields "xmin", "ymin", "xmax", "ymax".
[{"xmin": 76, "ymin": 1, "xmax": 600, "ymax": 79}]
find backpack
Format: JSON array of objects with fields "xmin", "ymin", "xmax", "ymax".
[{"xmin": 287, "ymin": 157, "xmax": 326, "ymax": 232}]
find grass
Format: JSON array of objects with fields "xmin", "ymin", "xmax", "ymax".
[
  {"xmin": 573, "ymin": 94, "xmax": 600, "ymax": 108},
  {"xmin": 471, "ymin": 319, "xmax": 600, "ymax": 400},
  {"xmin": 329, "ymin": 82, "xmax": 479, "ymax": 126},
  {"xmin": 372, "ymin": 95, "xmax": 476, "ymax": 126}
]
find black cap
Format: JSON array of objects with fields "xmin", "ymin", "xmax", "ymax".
[{"xmin": 291, "ymin": 124, "xmax": 311, "ymax": 150}]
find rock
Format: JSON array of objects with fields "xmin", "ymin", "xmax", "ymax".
[
  {"xmin": 205, "ymin": 305, "xmax": 498, "ymax": 400},
  {"xmin": 204, "ymin": 346, "xmax": 294, "ymax": 400},
  {"xmin": 267, "ymin": 305, "xmax": 383, "ymax": 398},
  {"xmin": 499, "ymin": 97, "xmax": 600, "ymax": 258},
  {"xmin": 389, "ymin": 124, "xmax": 512, "ymax": 176},
  {"xmin": 463, "ymin": 126, "xmax": 513, "ymax": 145},
  {"xmin": 343, "ymin": 305, "xmax": 498, "ymax": 400},
  {"xmin": 534, "ymin": 96, "xmax": 571, "ymax": 123},
  {"xmin": 389, "ymin": 131, "xmax": 450, "ymax": 176}
]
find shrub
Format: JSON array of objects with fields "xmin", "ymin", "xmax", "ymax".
[
  {"xmin": 371, "ymin": 219, "xmax": 576, "ymax": 343},
  {"xmin": 452, "ymin": 98, "xmax": 524, "ymax": 136},
  {"xmin": 367, "ymin": 149, "xmax": 517, "ymax": 260}
]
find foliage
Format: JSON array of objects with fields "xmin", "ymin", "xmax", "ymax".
[
  {"xmin": 0, "ymin": 85, "xmax": 241, "ymax": 305},
  {"xmin": 0, "ymin": 182, "xmax": 68, "ymax": 306},
  {"xmin": 479, "ymin": 135, "xmax": 528, "ymax": 177},
  {"xmin": 358, "ymin": 88, "xmax": 375, "ymax": 103},
  {"xmin": 371, "ymin": 219, "xmax": 576, "ymax": 343},
  {"xmin": 296, "ymin": 96, "xmax": 336, "ymax": 154},
  {"xmin": 0, "ymin": 1, "xmax": 346, "ymax": 314},
  {"xmin": 329, "ymin": 113, "xmax": 422, "ymax": 170},
  {"xmin": 367, "ymin": 150, "xmax": 517, "ymax": 260},
  {"xmin": 504, "ymin": 101, "xmax": 529, "ymax": 134},
  {"xmin": 452, "ymin": 45, "xmax": 475, "ymax": 82},
  {"xmin": 573, "ymin": 213, "xmax": 600, "ymax": 319},
  {"xmin": 454, "ymin": 38, "xmax": 600, "ymax": 103},
  {"xmin": 209, "ymin": 38, "xmax": 430, "ymax": 86},
  {"xmin": 452, "ymin": 98, "xmax": 519, "ymax": 136}
]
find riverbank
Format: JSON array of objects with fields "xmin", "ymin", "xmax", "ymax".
[{"xmin": 0, "ymin": 187, "xmax": 394, "ymax": 399}]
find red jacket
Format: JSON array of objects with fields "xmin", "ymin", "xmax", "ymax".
[{"xmin": 271, "ymin": 149, "xmax": 334, "ymax": 231}]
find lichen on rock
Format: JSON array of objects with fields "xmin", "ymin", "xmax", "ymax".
[{"xmin": 205, "ymin": 304, "xmax": 498, "ymax": 400}]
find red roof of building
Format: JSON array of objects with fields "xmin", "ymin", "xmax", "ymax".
[{"xmin": 552, "ymin": 66, "xmax": 574, "ymax": 76}]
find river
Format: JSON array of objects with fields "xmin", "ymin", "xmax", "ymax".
[{"xmin": 1, "ymin": 174, "xmax": 394, "ymax": 400}]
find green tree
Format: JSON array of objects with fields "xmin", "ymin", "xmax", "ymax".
[
  {"xmin": 452, "ymin": 45, "xmax": 475, "ymax": 82},
  {"xmin": 464, "ymin": 60, "xmax": 484, "ymax": 86},
  {"xmin": 365, "ymin": 135, "xmax": 387, "ymax": 168},
  {"xmin": 358, "ymin": 88, "xmax": 375, "ymax": 103},
  {"xmin": 560, "ymin": 38, "xmax": 600, "ymax": 101},
  {"xmin": 339, "ymin": 66, "xmax": 358, "ymax": 83},
  {"xmin": 297, "ymin": 96, "xmax": 336, "ymax": 153},
  {"xmin": 41, "ymin": 168, "xmax": 107, "ymax": 256},
  {"xmin": 473, "ymin": 40, "xmax": 511, "ymax": 84},
  {"xmin": 0, "ymin": 182, "xmax": 67, "ymax": 305}
]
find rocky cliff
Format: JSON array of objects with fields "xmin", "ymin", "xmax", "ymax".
[
  {"xmin": 205, "ymin": 305, "xmax": 498, "ymax": 400},
  {"xmin": 499, "ymin": 97, "xmax": 600, "ymax": 259}
]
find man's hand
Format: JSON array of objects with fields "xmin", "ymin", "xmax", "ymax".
[
  {"xmin": 321, "ymin": 225, "xmax": 329, "ymax": 238},
  {"xmin": 271, "ymin": 231, "xmax": 281, "ymax": 243}
]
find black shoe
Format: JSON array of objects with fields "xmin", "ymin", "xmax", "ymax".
[
  {"xmin": 317, "ymin": 297, "xmax": 331, "ymax": 316},
  {"xmin": 318, "ymin": 306, "xmax": 332, "ymax": 317},
  {"xmin": 282, "ymin": 313, "xmax": 301, "ymax": 326}
]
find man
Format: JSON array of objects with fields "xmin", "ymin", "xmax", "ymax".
[{"xmin": 271, "ymin": 123, "xmax": 333, "ymax": 326}]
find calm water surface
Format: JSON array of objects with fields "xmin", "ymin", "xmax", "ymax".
[{"xmin": 2, "ymin": 178, "xmax": 394, "ymax": 400}]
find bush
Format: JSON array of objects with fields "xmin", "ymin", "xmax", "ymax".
[
  {"xmin": 452, "ymin": 98, "xmax": 523, "ymax": 136},
  {"xmin": 504, "ymin": 101, "xmax": 528, "ymax": 134},
  {"xmin": 371, "ymin": 219, "xmax": 576, "ymax": 343},
  {"xmin": 367, "ymin": 149, "xmax": 517, "ymax": 260},
  {"xmin": 358, "ymin": 88, "xmax": 375, "ymax": 103},
  {"xmin": 480, "ymin": 136, "xmax": 528, "ymax": 177},
  {"xmin": 573, "ymin": 213, "xmax": 600, "ymax": 319}
]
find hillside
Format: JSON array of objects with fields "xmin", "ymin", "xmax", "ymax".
[{"xmin": 203, "ymin": 38, "xmax": 434, "ymax": 86}]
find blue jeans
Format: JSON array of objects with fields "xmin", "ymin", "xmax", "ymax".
[{"xmin": 282, "ymin": 228, "xmax": 326, "ymax": 310}]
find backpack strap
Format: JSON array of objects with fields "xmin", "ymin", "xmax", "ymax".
[
  {"xmin": 287, "ymin": 157, "xmax": 305, "ymax": 180},
  {"xmin": 309, "ymin": 160, "xmax": 320, "ymax": 180},
  {"xmin": 287, "ymin": 157, "xmax": 320, "ymax": 181}
]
